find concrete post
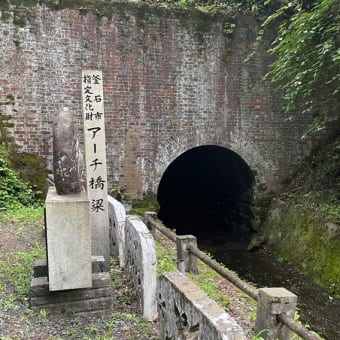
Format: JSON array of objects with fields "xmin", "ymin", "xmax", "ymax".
[
  {"xmin": 144, "ymin": 212, "xmax": 157, "ymax": 237},
  {"xmin": 255, "ymin": 287, "xmax": 297, "ymax": 340},
  {"xmin": 176, "ymin": 235, "xmax": 198, "ymax": 274}
]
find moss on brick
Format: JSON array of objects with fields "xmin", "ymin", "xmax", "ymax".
[
  {"xmin": 0, "ymin": 1, "xmax": 232, "ymax": 43},
  {"xmin": 261, "ymin": 198, "xmax": 340, "ymax": 298}
]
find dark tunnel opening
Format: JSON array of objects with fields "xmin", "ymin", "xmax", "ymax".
[{"xmin": 157, "ymin": 145, "xmax": 256, "ymax": 242}]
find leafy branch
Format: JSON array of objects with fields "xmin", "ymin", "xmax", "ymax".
[{"xmin": 254, "ymin": 0, "xmax": 340, "ymax": 136}]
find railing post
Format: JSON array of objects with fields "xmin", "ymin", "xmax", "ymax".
[
  {"xmin": 255, "ymin": 287, "xmax": 297, "ymax": 340},
  {"xmin": 144, "ymin": 212, "xmax": 157, "ymax": 237},
  {"xmin": 176, "ymin": 235, "xmax": 198, "ymax": 274}
]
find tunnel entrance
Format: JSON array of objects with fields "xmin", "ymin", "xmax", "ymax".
[{"xmin": 157, "ymin": 145, "xmax": 255, "ymax": 241}]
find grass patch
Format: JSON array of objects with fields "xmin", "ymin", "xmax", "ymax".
[
  {"xmin": 0, "ymin": 241, "xmax": 45, "ymax": 297},
  {"xmin": 1, "ymin": 206, "xmax": 44, "ymax": 223},
  {"xmin": 155, "ymin": 232, "xmax": 233, "ymax": 308},
  {"xmin": 187, "ymin": 260, "xmax": 231, "ymax": 307},
  {"xmin": 155, "ymin": 241, "xmax": 177, "ymax": 274}
]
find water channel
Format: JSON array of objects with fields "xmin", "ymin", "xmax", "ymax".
[
  {"xmin": 197, "ymin": 236, "xmax": 340, "ymax": 340},
  {"xmin": 156, "ymin": 143, "xmax": 340, "ymax": 338}
]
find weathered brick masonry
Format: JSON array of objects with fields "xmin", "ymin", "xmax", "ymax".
[{"xmin": 0, "ymin": 3, "xmax": 311, "ymax": 196}]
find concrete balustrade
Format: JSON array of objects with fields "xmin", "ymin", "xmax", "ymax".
[
  {"xmin": 124, "ymin": 215, "xmax": 158, "ymax": 321},
  {"xmin": 108, "ymin": 195, "xmax": 126, "ymax": 267},
  {"xmin": 158, "ymin": 271, "xmax": 246, "ymax": 339},
  {"xmin": 111, "ymin": 210, "xmax": 315, "ymax": 340}
]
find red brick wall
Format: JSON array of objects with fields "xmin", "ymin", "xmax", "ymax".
[{"xmin": 0, "ymin": 4, "xmax": 312, "ymax": 195}]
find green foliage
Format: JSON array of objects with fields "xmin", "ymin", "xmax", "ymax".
[
  {"xmin": 187, "ymin": 262, "xmax": 232, "ymax": 307},
  {"xmin": 0, "ymin": 241, "xmax": 44, "ymax": 297},
  {"xmin": 131, "ymin": 192, "xmax": 160, "ymax": 216},
  {"xmin": 9, "ymin": 151, "xmax": 48, "ymax": 201},
  {"xmin": 282, "ymin": 135, "xmax": 340, "ymax": 223},
  {"xmin": 155, "ymin": 242, "xmax": 177, "ymax": 274},
  {"xmin": 147, "ymin": 0, "xmax": 267, "ymax": 13},
  {"xmin": 1, "ymin": 206, "xmax": 44, "ymax": 223},
  {"xmin": 155, "ymin": 239, "xmax": 232, "ymax": 307},
  {"xmin": 111, "ymin": 185, "xmax": 132, "ymax": 203},
  {"xmin": 250, "ymin": 329, "xmax": 267, "ymax": 340},
  {"xmin": 37, "ymin": 308, "xmax": 48, "ymax": 320},
  {"xmin": 0, "ymin": 95, "xmax": 47, "ymax": 209},
  {"xmin": 111, "ymin": 187, "xmax": 160, "ymax": 216},
  {"xmin": 0, "ymin": 147, "xmax": 38, "ymax": 211},
  {"xmin": 261, "ymin": 197, "xmax": 340, "ymax": 298},
  {"xmin": 261, "ymin": 0, "xmax": 340, "ymax": 135}
]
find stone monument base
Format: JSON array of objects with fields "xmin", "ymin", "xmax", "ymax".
[
  {"xmin": 45, "ymin": 187, "xmax": 92, "ymax": 291},
  {"xmin": 29, "ymin": 257, "xmax": 113, "ymax": 315}
]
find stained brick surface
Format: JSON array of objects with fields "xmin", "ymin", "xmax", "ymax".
[{"xmin": 0, "ymin": 4, "xmax": 312, "ymax": 195}]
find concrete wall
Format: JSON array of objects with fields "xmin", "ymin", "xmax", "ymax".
[
  {"xmin": 0, "ymin": 2, "xmax": 312, "ymax": 195},
  {"xmin": 108, "ymin": 195, "xmax": 126, "ymax": 267},
  {"xmin": 124, "ymin": 215, "xmax": 157, "ymax": 321},
  {"xmin": 158, "ymin": 271, "xmax": 245, "ymax": 339}
]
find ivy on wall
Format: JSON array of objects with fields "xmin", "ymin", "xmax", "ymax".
[{"xmin": 255, "ymin": 0, "xmax": 340, "ymax": 136}]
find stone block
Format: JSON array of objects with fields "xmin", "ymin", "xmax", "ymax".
[
  {"xmin": 33, "ymin": 259, "xmax": 48, "ymax": 278},
  {"xmin": 33, "ymin": 256, "xmax": 105, "ymax": 279},
  {"xmin": 45, "ymin": 187, "xmax": 92, "ymax": 291},
  {"xmin": 255, "ymin": 287, "xmax": 297, "ymax": 340},
  {"xmin": 30, "ymin": 272, "xmax": 113, "ymax": 315},
  {"xmin": 91, "ymin": 255, "xmax": 105, "ymax": 273}
]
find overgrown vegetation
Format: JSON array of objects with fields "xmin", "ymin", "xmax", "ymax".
[
  {"xmin": 256, "ymin": 0, "xmax": 340, "ymax": 136},
  {"xmin": 111, "ymin": 186, "xmax": 160, "ymax": 216},
  {"xmin": 0, "ymin": 0, "xmax": 268, "ymax": 14},
  {"xmin": 143, "ymin": 0, "xmax": 268, "ymax": 13},
  {"xmin": 154, "ymin": 230, "xmax": 254, "ymax": 318},
  {"xmin": 0, "ymin": 207, "xmax": 45, "ymax": 311},
  {"xmin": 0, "ymin": 96, "xmax": 47, "ymax": 211},
  {"xmin": 131, "ymin": 192, "xmax": 160, "ymax": 216},
  {"xmin": 280, "ymin": 132, "xmax": 340, "ymax": 223},
  {"xmin": 0, "ymin": 147, "xmax": 38, "ymax": 211}
]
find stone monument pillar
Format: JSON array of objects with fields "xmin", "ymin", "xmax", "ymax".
[
  {"xmin": 53, "ymin": 107, "xmax": 82, "ymax": 195},
  {"xmin": 45, "ymin": 108, "xmax": 92, "ymax": 291},
  {"xmin": 82, "ymin": 70, "xmax": 110, "ymax": 269}
]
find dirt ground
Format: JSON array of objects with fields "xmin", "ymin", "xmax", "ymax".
[
  {"xmin": 0, "ymin": 212, "xmax": 159, "ymax": 339},
  {"xmin": 0, "ymin": 210, "xmax": 256, "ymax": 339}
]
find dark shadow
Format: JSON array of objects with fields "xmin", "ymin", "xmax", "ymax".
[{"xmin": 157, "ymin": 145, "xmax": 255, "ymax": 242}]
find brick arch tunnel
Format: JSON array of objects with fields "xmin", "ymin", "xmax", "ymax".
[{"xmin": 157, "ymin": 145, "xmax": 256, "ymax": 240}]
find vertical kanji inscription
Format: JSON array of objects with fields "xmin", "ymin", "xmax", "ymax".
[{"xmin": 82, "ymin": 70, "xmax": 110, "ymax": 268}]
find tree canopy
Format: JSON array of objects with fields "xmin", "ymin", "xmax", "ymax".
[{"xmin": 262, "ymin": 0, "xmax": 340, "ymax": 136}]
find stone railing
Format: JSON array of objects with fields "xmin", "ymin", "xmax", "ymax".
[
  {"xmin": 108, "ymin": 196, "xmax": 157, "ymax": 321},
  {"xmin": 107, "ymin": 197, "xmax": 247, "ymax": 337},
  {"xmin": 124, "ymin": 215, "xmax": 157, "ymax": 321},
  {"xmin": 145, "ymin": 212, "xmax": 322, "ymax": 340},
  {"xmin": 158, "ymin": 271, "xmax": 245, "ymax": 339},
  {"xmin": 108, "ymin": 195, "xmax": 126, "ymax": 267},
  {"xmin": 107, "ymin": 198, "xmax": 322, "ymax": 339}
]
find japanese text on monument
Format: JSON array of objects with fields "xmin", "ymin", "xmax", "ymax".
[{"xmin": 82, "ymin": 71, "xmax": 108, "ymax": 214}]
